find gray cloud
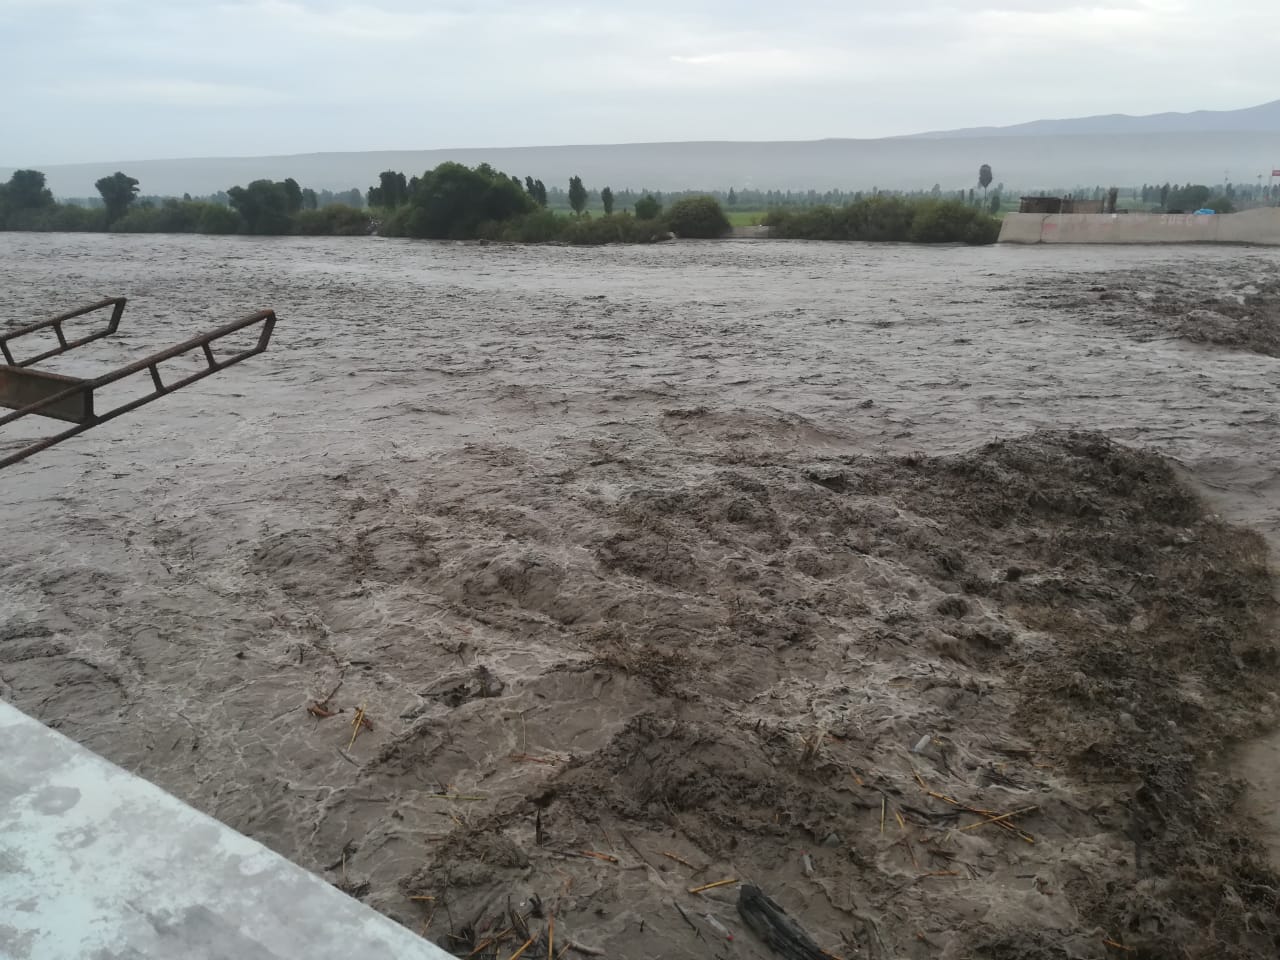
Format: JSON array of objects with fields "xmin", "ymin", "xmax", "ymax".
[{"xmin": 1, "ymin": 0, "xmax": 1275, "ymax": 164}]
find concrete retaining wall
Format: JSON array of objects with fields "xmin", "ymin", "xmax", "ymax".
[
  {"xmin": 999, "ymin": 208, "xmax": 1280, "ymax": 245},
  {"xmin": 1, "ymin": 700, "xmax": 453, "ymax": 960}
]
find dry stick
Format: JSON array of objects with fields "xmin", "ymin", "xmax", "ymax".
[
  {"xmin": 1102, "ymin": 938, "xmax": 1136, "ymax": 953},
  {"xmin": 507, "ymin": 937, "xmax": 536, "ymax": 960},
  {"xmin": 566, "ymin": 942, "xmax": 606, "ymax": 957},
  {"xmin": 467, "ymin": 922, "xmax": 515, "ymax": 957},
  {"xmin": 547, "ymin": 914, "xmax": 555, "ymax": 960},
  {"xmin": 688, "ymin": 878, "xmax": 737, "ymax": 895},
  {"xmin": 662, "ymin": 851, "xmax": 696, "ymax": 869},
  {"xmin": 347, "ymin": 704, "xmax": 366, "ymax": 750},
  {"xmin": 961, "ymin": 805, "xmax": 1039, "ymax": 832},
  {"xmin": 880, "ymin": 797, "xmax": 886, "ymax": 835},
  {"xmin": 926, "ymin": 789, "xmax": 1035, "ymax": 844}
]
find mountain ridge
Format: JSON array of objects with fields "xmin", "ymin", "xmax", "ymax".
[{"xmin": 907, "ymin": 99, "xmax": 1280, "ymax": 139}]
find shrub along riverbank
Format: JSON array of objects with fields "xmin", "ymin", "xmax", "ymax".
[
  {"xmin": 764, "ymin": 195, "xmax": 1001, "ymax": 244},
  {"xmin": 0, "ymin": 166, "xmax": 1000, "ymax": 245}
]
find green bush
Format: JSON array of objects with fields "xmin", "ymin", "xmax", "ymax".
[
  {"xmin": 112, "ymin": 200, "xmax": 242, "ymax": 234},
  {"xmin": 469, "ymin": 211, "xmax": 672, "ymax": 245},
  {"xmin": 665, "ymin": 196, "xmax": 730, "ymax": 238},
  {"xmin": 196, "ymin": 204, "xmax": 241, "ymax": 234},
  {"xmin": 117, "ymin": 200, "xmax": 197, "ymax": 233},
  {"xmin": 2, "ymin": 204, "xmax": 102, "ymax": 231},
  {"xmin": 293, "ymin": 204, "xmax": 371, "ymax": 236},
  {"xmin": 561, "ymin": 213, "xmax": 669, "ymax": 245},
  {"xmin": 484, "ymin": 209, "xmax": 564, "ymax": 243},
  {"xmin": 765, "ymin": 196, "xmax": 998, "ymax": 244},
  {"xmin": 633, "ymin": 195, "xmax": 662, "ymax": 220},
  {"xmin": 910, "ymin": 200, "xmax": 1001, "ymax": 244},
  {"xmin": 30, "ymin": 205, "xmax": 106, "ymax": 231},
  {"xmin": 375, "ymin": 205, "xmax": 412, "ymax": 237}
]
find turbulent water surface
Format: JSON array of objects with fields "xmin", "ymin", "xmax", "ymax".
[{"xmin": 3, "ymin": 234, "xmax": 1280, "ymax": 958}]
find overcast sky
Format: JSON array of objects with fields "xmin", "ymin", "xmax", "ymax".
[{"xmin": 1, "ymin": 0, "xmax": 1275, "ymax": 165}]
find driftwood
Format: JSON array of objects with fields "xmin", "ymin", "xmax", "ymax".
[{"xmin": 736, "ymin": 885, "xmax": 828, "ymax": 960}]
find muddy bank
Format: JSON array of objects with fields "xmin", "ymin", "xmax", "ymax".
[{"xmin": 3, "ymin": 235, "xmax": 1280, "ymax": 958}]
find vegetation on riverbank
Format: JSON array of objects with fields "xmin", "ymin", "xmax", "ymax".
[
  {"xmin": 369, "ymin": 162, "xmax": 721, "ymax": 243},
  {"xmin": 2, "ymin": 165, "xmax": 997, "ymax": 245},
  {"xmin": 0, "ymin": 169, "xmax": 370, "ymax": 236},
  {"xmin": 765, "ymin": 196, "xmax": 1001, "ymax": 244}
]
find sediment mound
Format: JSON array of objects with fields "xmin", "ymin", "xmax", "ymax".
[{"xmin": 361, "ymin": 430, "xmax": 1279, "ymax": 959}]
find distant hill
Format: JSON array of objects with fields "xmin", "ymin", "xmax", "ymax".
[
  {"xmin": 5, "ymin": 116, "xmax": 1280, "ymax": 198},
  {"xmin": 910, "ymin": 100, "xmax": 1280, "ymax": 139}
]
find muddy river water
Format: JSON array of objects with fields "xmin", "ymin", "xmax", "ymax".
[{"xmin": 3, "ymin": 233, "xmax": 1280, "ymax": 958}]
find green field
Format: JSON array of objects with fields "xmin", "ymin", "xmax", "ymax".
[{"xmin": 726, "ymin": 209, "xmax": 767, "ymax": 226}]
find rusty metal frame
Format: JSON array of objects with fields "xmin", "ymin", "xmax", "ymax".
[
  {"xmin": 1, "ymin": 307, "xmax": 276, "ymax": 470},
  {"xmin": 0, "ymin": 297, "xmax": 128, "ymax": 368}
]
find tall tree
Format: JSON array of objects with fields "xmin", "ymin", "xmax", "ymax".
[
  {"xmin": 727, "ymin": 187, "xmax": 737, "ymax": 207},
  {"xmin": 227, "ymin": 179, "xmax": 294, "ymax": 234},
  {"xmin": 5, "ymin": 169, "xmax": 55, "ymax": 210},
  {"xmin": 399, "ymin": 161, "xmax": 534, "ymax": 239},
  {"xmin": 568, "ymin": 176, "xmax": 587, "ymax": 215},
  {"xmin": 601, "ymin": 186, "xmax": 614, "ymax": 215},
  {"xmin": 94, "ymin": 171, "xmax": 140, "ymax": 224},
  {"xmin": 978, "ymin": 164, "xmax": 993, "ymax": 196},
  {"xmin": 283, "ymin": 178, "xmax": 303, "ymax": 214},
  {"xmin": 369, "ymin": 170, "xmax": 409, "ymax": 208},
  {"xmin": 534, "ymin": 180, "xmax": 548, "ymax": 207}
]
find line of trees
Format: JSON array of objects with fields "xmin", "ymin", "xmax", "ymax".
[
  {"xmin": 11, "ymin": 161, "xmax": 1269, "ymax": 242},
  {"xmin": 0, "ymin": 169, "xmax": 371, "ymax": 235},
  {"xmin": 0, "ymin": 164, "xmax": 997, "ymax": 244},
  {"xmin": 365, "ymin": 162, "xmax": 711, "ymax": 243}
]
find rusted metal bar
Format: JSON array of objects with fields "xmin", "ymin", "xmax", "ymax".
[
  {"xmin": 0, "ymin": 297, "xmax": 127, "ymax": 368},
  {"xmin": 0, "ymin": 308, "xmax": 276, "ymax": 470}
]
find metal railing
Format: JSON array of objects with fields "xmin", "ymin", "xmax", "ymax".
[{"xmin": 0, "ymin": 299, "xmax": 276, "ymax": 470}]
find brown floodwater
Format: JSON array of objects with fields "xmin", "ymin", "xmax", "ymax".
[{"xmin": 3, "ymin": 233, "xmax": 1280, "ymax": 958}]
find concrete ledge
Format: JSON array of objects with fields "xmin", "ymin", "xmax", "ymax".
[
  {"xmin": 998, "ymin": 208, "xmax": 1280, "ymax": 245},
  {"xmin": 0, "ymin": 700, "xmax": 451, "ymax": 960}
]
